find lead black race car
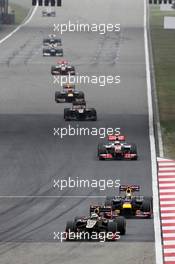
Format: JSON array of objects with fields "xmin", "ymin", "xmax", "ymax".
[{"xmin": 64, "ymin": 101, "xmax": 97, "ymax": 121}]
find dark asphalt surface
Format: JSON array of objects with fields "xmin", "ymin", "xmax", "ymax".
[{"xmin": 0, "ymin": 0, "xmax": 155, "ymax": 263}]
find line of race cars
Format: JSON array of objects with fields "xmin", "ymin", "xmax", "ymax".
[
  {"xmin": 43, "ymin": 34, "xmax": 63, "ymax": 57},
  {"xmin": 43, "ymin": 35, "xmax": 139, "ymax": 159},
  {"xmin": 42, "ymin": 12, "xmax": 152, "ymax": 242},
  {"xmin": 65, "ymin": 185, "xmax": 152, "ymax": 241},
  {"xmin": 43, "ymin": 34, "xmax": 97, "ymax": 121}
]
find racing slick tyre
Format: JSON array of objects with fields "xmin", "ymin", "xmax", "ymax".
[
  {"xmin": 97, "ymin": 144, "xmax": 106, "ymax": 158},
  {"xmin": 75, "ymin": 92, "xmax": 85, "ymax": 101},
  {"xmin": 74, "ymin": 216, "xmax": 81, "ymax": 222},
  {"xmin": 55, "ymin": 91, "xmax": 62, "ymax": 103},
  {"xmin": 65, "ymin": 221, "xmax": 77, "ymax": 240},
  {"xmin": 129, "ymin": 144, "xmax": 138, "ymax": 160},
  {"xmin": 107, "ymin": 221, "xmax": 117, "ymax": 233},
  {"xmin": 116, "ymin": 216, "xmax": 126, "ymax": 235},
  {"xmin": 141, "ymin": 197, "xmax": 152, "ymax": 213},
  {"xmin": 51, "ymin": 66, "xmax": 56, "ymax": 75},
  {"xmin": 130, "ymin": 144, "xmax": 137, "ymax": 153},
  {"xmin": 105, "ymin": 196, "xmax": 113, "ymax": 206},
  {"xmin": 66, "ymin": 221, "xmax": 77, "ymax": 232},
  {"xmin": 91, "ymin": 110, "xmax": 97, "ymax": 121},
  {"xmin": 64, "ymin": 108, "xmax": 70, "ymax": 121}
]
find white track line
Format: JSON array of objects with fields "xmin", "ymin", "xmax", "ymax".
[
  {"xmin": 0, "ymin": 196, "xmax": 106, "ymax": 198},
  {"xmin": 144, "ymin": 1, "xmax": 163, "ymax": 263},
  {"xmin": 0, "ymin": 4, "xmax": 38, "ymax": 45},
  {"xmin": 162, "ymin": 226, "xmax": 175, "ymax": 230}
]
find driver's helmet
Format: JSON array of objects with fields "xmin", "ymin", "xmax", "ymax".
[
  {"xmin": 49, "ymin": 34, "xmax": 56, "ymax": 38},
  {"xmin": 126, "ymin": 188, "xmax": 132, "ymax": 198},
  {"xmin": 90, "ymin": 213, "xmax": 98, "ymax": 220},
  {"xmin": 61, "ymin": 65, "xmax": 66, "ymax": 70},
  {"xmin": 114, "ymin": 141, "xmax": 121, "ymax": 145}
]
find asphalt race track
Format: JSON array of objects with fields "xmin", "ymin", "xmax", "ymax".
[{"xmin": 0, "ymin": 0, "xmax": 156, "ymax": 263}]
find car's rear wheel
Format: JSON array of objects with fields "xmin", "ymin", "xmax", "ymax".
[
  {"xmin": 141, "ymin": 197, "xmax": 152, "ymax": 213},
  {"xmin": 55, "ymin": 92, "xmax": 61, "ymax": 102},
  {"xmin": 98, "ymin": 144, "xmax": 106, "ymax": 156},
  {"xmin": 107, "ymin": 221, "xmax": 117, "ymax": 233},
  {"xmin": 116, "ymin": 216, "xmax": 126, "ymax": 235},
  {"xmin": 65, "ymin": 221, "xmax": 77, "ymax": 241}
]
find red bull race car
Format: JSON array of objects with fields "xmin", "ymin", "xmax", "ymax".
[
  {"xmin": 105, "ymin": 185, "xmax": 152, "ymax": 218},
  {"xmin": 55, "ymin": 83, "xmax": 85, "ymax": 103}
]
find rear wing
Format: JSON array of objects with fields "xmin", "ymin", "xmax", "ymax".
[
  {"xmin": 107, "ymin": 128, "xmax": 126, "ymax": 141},
  {"xmin": 108, "ymin": 134, "xmax": 125, "ymax": 142},
  {"xmin": 72, "ymin": 100, "xmax": 86, "ymax": 106},
  {"xmin": 90, "ymin": 205, "xmax": 112, "ymax": 214},
  {"xmin": 119, "ymin": 185, "xmax": 140, "ymax": 193},
  {"xmin": 57, "ymin": 60, "xmax": 68, "ymax": 65}
]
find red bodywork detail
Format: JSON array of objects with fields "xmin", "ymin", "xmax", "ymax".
[
  {"xmin": 108, "ymin": 135, "xmax": 125, "ymax": 142},
  {"xmin": 124, "ymin": 153, "xmax": 137, "ymax": 159},
  {"xmin": 100, "ymin": 154, "xmax": 113, "ymax": 159},
  {"xmin": 57, "ymin": 60, "xmax": 68, "ymax": 64}
]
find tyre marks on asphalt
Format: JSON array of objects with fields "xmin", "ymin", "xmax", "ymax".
[
  {"xmin": 158, "ymin": 158, "xmax": 175, "ymax": 264},
  {"xmin": 92, "ymin": 31, "xmax": 122, "ymax": 65}
]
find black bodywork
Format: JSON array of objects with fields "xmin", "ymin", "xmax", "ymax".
[
  {"xmin": 43, "ymin": 47, "xmax": 63, "ymax": 56},
  {"xmin": 64, "ymin": 102, "xmax": 97, "ymax": 121}
]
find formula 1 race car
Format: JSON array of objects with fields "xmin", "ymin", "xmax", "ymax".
[
  {"xmin": 51, "ymin": 62, "xmax": 75, "ymax": 75},
  {"xmin": 105, "ymin": 185, "xmax": 152, "ymax": 218},
  {"xmin": 64, "ymin": 101, "xmax": 97, "ymax": 121},
  {"xmin": 65, "ymin": 210, "xmax": 125, "ymax": 241},
  {"xmin": 43, "ymin": 47, "xmax": 63, "ymax": 57},
  {"xmin": 97, "ymin": 140, "xmax": 137, "ymax": 160},
  {"xmin": 43, "ymin": 35, "xmax": 62, "ymax": 47},
  {"xmin": 42, "ymin": 9, "xmax": 56, "ymax": 17},
  {"xmin": 89, "ymin": 205, "xmax": 126, "ymax": 235},
  {"xmin": 55, "ymin": 83, "xmax": 85, "ymax": 103}
]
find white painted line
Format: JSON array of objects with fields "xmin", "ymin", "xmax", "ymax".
[
  {"xmin": 161, "ymin": 207, "xmax": 175, "ymax": 211},
  {"xmin": 164, "ymin": 248, "xmax": 175, "ymax": 253},
  {"xmin": 159, "ymin": 172, "xmax": 175, "ymax": 176},
  {"xmin": 161, "ymin": 213, "xmax": 175, "ymax": 217},
  {"xmin": 163, "ymin": 233, "xmax": 175, "ymax": 237},
  {"xmin": 144, "ymin": 1, "xmax": 163, "ymax": 263},
  {"xmin": 160, "ymin": 195, "xmax": 175, "ymax": 198},
  {"xmin": 165, "ymin": 257, "xmax": 175, "ymax": 264},
  {"xmin": 160, "ymin": 189, "xmax": 175, "ymax": 193},
  {"xmin": 162, "ymin": 220, "xmax": 175, "ymax": 224},
  {"xmin": 159, "ymin": 168, "xmax": 175, "ymax": 171},
  {"xmin": 160, "ymin": 201, "xmax": 175, "ymax": 205},
  {"xmin": 163, "ymin": 240, "xmax": 175, "ymax": 245},
  {"xmin": 159, "ymin": 183, "xmax": 175, "ymax": 187},
  {"xmin": 159, "ymin": 163, "xmax": 175, "ymax": 166},
  {"xmin": 0, "ymin": 4, "xmax": 38, "ymax": 45},
  {"xmin": 158, "ymin": 158, "xmax": 174, "ymax": 162},
  {"xmin": 159, "ymin": 178, "xmax": 175, "ymax": 182},
  {"xmin": 162, "ymin": 226, "xmax": 175, "ymax": 230},
  {"xmin": 0, "ymin": 196, "xmax": 106, "ymax": 198}
]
